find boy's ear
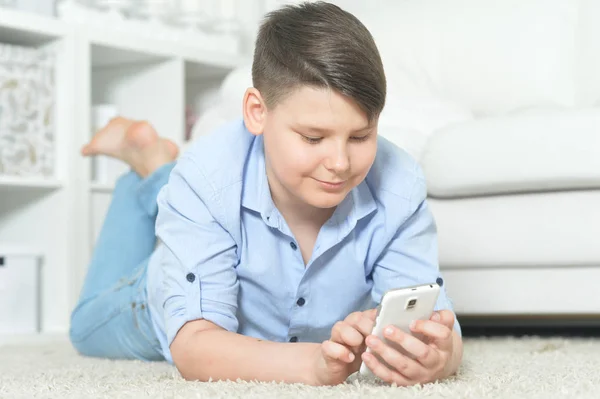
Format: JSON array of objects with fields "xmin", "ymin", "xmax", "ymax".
[{"xmin": 243, "ymin": 88, "xmax": 267, "ymax": 136}]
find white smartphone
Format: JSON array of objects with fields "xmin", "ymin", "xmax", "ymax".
[{"xmin": 359, "ymin": 283, "xmax": 440, "ymax": 377}]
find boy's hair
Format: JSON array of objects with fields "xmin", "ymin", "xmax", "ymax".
[{"xmin": 252, "ymin": 1, "xmax": 386, "ymax": 122}]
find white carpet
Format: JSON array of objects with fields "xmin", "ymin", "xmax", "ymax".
[{"xmin": 1, "ymin": 335, "xmax": 599, "ymax": 399}]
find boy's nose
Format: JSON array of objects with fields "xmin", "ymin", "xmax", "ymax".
[{"xmin": 325, "ymin": 147, "xmax": 350, "ymax": 174}]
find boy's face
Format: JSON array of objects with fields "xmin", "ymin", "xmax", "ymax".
[{"xmin": 244, "ymin": 85, "xmax": 377, "ymax": 211}]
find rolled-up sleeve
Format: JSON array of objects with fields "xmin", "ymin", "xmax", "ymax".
[
  {"xmin": 371, "ymin": 176, "xmax": 462, "ymax": 335},
  {"xmin": 155, "ymin": 155, "xmax": 239, "ymax": 346}
]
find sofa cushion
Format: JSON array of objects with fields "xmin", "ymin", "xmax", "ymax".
[
  {"xmin": 377, "ymin": 95, "xmax": 474, "ymax": 161},
  {"xmin": 421, "ymin": 109, "xmax": 600, "ymax": 198},
  {"xmin": 429, "ymin": 190, "xmax": 600, "ymax": 268},
  {"xmin": 577, "ymin": 0, "xmax": 600, "ymax": 106},
  {"xmin": 379, "ymin": 95, "xmax": 474, "ymax": 138},
  {"xmin": 354, "ymin": 0, "xmax": 578, "ymax": 116}
]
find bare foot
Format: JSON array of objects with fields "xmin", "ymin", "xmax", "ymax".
[
  {"xmin": 82, "ymin": 117, "xmax": 179, "ymax": 177},
  {"xmin": 81, "ymin": 117, "xmax": 133, "ymax": 158}
]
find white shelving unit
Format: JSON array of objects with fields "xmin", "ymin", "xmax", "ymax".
[
  {"xmin": 0, "ymin": 8, "xmax": 248, "ymax": 334},
  {"xmin": 0, "ymin": 176, "xmax": 64, "ymax": 191}
]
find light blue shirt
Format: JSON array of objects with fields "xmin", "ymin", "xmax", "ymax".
[{"xmin": 146, "ymin": 119, "xmax": 460, "ymax": 363}]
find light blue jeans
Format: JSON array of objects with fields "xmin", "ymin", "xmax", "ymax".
[{"xmin": 69, "ymin": 163, "xmax": 175, "ymax": 361}]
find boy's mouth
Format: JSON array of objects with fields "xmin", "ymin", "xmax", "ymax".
[{"xmin": 314, "ymin": 178, "xmax": 346, "ymax": 191}]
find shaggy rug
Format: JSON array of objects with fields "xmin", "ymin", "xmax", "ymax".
[{"xmin": 1, "ymin": 335, "xmax": 599, "ymax": 399}]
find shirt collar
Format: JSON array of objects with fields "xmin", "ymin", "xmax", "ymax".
[
  {"xmin": 241, "ymin": 134, "xmax": 278, "ymax": 224},
  {"xmin": 241, "ymin": 134, "xmax": 377, "ymax": 227},
  {"xmin": 327, "ymin": 178, "xmax": 378, "ymax": 230}
]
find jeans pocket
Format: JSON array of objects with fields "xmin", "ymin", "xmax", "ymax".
[
  {"xmin": 131, "ymin": 297, "xmax": 163, "ymax": 358},
  {"xmin": 70, "ymin": 259, "xmax": 164, "ymax": 360},
  {"xmin": 69, "ymin": 292, "xmax": 128, "ymax": 344},
  {"xmin": 70, "ymin": 261, "xmax": 147, "ymax": 343},
  {"xmin": 70, "ymin": 294, "xmax": 163, "ymax": 360}
]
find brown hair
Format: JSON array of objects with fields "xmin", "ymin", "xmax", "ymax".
[{"xmin": 252, "ymin": 1, "xmax": 386, "ymax": 122}]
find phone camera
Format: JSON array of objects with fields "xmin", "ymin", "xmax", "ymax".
[{"xmin": 406, "ymin": 298, "xmax": 418, "ymax": 309}]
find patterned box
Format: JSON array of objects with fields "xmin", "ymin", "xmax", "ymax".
[{"xmin": 0, "ymin": 43, "xmax": 55, "ymax": 177}]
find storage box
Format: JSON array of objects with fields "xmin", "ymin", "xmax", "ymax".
[
  {"xmin": 0, "ymin": 42, "xmax": 55, "ymax": 177},
  {"xmin": 0, "ymin": 246, "xmax": 43, "ymax": 334}
]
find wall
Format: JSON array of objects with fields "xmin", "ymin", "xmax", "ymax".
[{"xmin": 236, "ymin": 0, "xmax": 376, "ymax": 55}]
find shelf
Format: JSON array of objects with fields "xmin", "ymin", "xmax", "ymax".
[
  {"xmin": 0, "ymin": 9, "xmax": 248, "ymax": 73},
  {"xmin": 0, "ymin": 7, "xmax": 250, "ymax": 335},
  {"xmin": 91, "ymin": 43, "xmax": 167, "ymax": 68},
  {"xmin": 0, "ymin": 243, "xmax": 42, "ymax": 257},
  {"xmin": 90, "ymin": 182, "xmax": 114, "ymax": 193},
  {"xmin": 86, "ymin": 26, "xmax": 249, "ymax": 74},
  {"xmin": 0, "ymin": 176, "xmax": 63, "ymax": 191},
  {"xmin": 0, "ymin": 8, "xmax": 69, "ymax": 46}
]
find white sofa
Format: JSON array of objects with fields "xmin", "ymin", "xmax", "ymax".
[
  {"xmin": 361, "ymin": 0, "xmax": 600, "ymax": 319},
  {"xmin": 192, "ymin": 0, "xmax": 600, "ymax": 320}
]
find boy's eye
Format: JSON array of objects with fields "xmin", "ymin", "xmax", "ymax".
[
  {"xmin": 299, "ymin": 133, "xmax": 371, "ymax": 144},
  {"xmin": 301, "ymin": 135, "xmax": 323, "ymax": 144},
  {"xmin": 350, "ymin": 134, "xmax": 371, "ymax": 142}
]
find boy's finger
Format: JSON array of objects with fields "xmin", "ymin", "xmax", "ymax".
[
  {"xmin": 438, "ymin": 310, "xmax": 456, "ymax": 330},
  {"xmin": 364, "ymin": 308, "xmax": 378, "ymax": 321},
  {"xmin": 322, "ymin": 340, "xmax": 355, "ymax": 363},
  {"xmin": 375, "ymin": 327, "xmax": 439, "ymax": 368},
  {"xmin": 430, "ymin": 310, "xmax": 455, "ymax": 330},
  {"xmin": 365, "ymin": 334, "xmax": 430, "ymax": 379},
  {"xmin": 331, "ymin": 321, "xmax": 364, "ymax": 348},
  {"xmin": 410, "ymin": 321, "xmax": 453, "ymax": 350},
  {"xmin": 350, "ymin": 314, "xmax": 375, "ymax": 338},
  {"xmin": 361, "ymin": 352, "xmax": 412, "ymax": 386}
]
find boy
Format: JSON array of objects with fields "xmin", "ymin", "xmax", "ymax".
[{"xmin": 70, "ymin": 1, "xmax": 463, "ymax": 386}]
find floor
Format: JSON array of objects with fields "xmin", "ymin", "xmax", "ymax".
[{"xmin": 1, "ymin": 333, "xmax": 599, "ymax": 399}]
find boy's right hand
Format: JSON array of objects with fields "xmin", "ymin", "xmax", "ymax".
[{"xmin": 311, "ymin": 309, "xmax": 377, "ymax": 385}]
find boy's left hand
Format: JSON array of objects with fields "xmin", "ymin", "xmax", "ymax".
[{"xmin": 361, "ymin": 309, "xmax": 460, "ymax": 386}]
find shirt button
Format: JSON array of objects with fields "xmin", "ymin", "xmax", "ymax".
[
  {"xmin": 290, "ymin": 241, "xmax": 298, "ymax": 250},
  {"xmin": 289, "ymin": 336, "xmax": 298, "ymax": 342},
  {"xmin": 186, "ymin": 273, "xmax": 196, "ymax": 283},
  {"xmin": 296, "ymin": 297, "xmax": 305, "ymax": 307},
  {"xmin": 436, "ymin": 277, "xmax": 444, "ymax": 286}
]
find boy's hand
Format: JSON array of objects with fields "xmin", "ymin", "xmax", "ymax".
[
  {"xmin": 311, "ymin": 309, "xmax": 377, "ymax": 385},
  {"xmin": 361, "ymin": 309, "xmax": 460, "ymax": 386}
]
